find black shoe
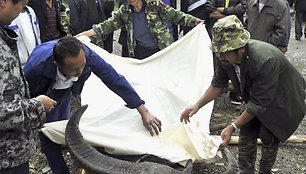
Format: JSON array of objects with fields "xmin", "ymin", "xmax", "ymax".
[
  {"xmin": 296, "ymin": 36, "xmax": 301, "ymax": 41},
  {"xmin": 229, "ymin": 94, "xmax": 243, "ymax": 105}
]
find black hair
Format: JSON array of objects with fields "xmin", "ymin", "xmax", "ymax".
[
  {"xmin": 53, "ymin": 36, "xmax": 84, "ymax": 66},
  {"xmin": 12, "ymin": 0, "xmax": 22, "ymax": 4}
]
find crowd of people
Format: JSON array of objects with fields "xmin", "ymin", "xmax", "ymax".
[{"xmin": 0, "ymin": 0, "xmax": 305, "ymax": 173}]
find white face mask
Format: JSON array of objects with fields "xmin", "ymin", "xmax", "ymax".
[{"xmin": 52, "ymin": 68, "xmax": 79, "ymax": 90}]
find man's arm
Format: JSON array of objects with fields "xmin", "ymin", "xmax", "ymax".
[
  {"xmin": 222, "ymin": 0, "xmax": 248, "ymax": 17},
  {"xmin": 75, "ymin": 8, "xmax": 123, "ymax": 37},
  {"xmin": 156, "ymin": 1, "xmax": 203, "ymax": 26},
  {"xmin": 209, "ymin": 10, "xmax": 226, "ymax": 19},
  {"xmin": 205, "ymin": 0, "xmax": 224, "ymax": 19}
]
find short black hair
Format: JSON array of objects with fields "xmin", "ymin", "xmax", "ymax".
[
  {"xmin": 53, "ymin": 36, "xmax": 84, "ymax": 66},
  {"xmin": 12, "ymin": 0, "xmax": 22, "ymax": 4}
]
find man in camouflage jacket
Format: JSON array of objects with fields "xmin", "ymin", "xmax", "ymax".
[
  {"xmin": 78, "ymin": 0, "xmax": 203, "ymax": 58},
  {"xmin": 0, "ymin": 0, "xmax": 56, "ymax": 172}
]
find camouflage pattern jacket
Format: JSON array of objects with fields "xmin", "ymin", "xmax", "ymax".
[
  {"xmin": 94, "ymin": 0, "xmax": 198, "ymax": 57},
  {"xmin": 0, "ymin": 27, "xmax": 46, "ymax": 169}
]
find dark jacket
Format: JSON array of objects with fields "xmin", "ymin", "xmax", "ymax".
[
  {"xmin": 247, "ymin": 0, "xmax": 288, "ymax": 47},
  {"xmin": 290, "ymin": 0, "xmax": 306, "ymax": 12},
  {"xmin": 23, "ymin": 39, "xmax": 144, "ymax": 123},
  {"xmin": 205, "ymin": 0, "xmax": 247, "ymax": 37},
  {"xmin": 212, "ymin": 40, "xmax": 305, "ymax": 142},
  {"xmin": 28, "ymin": 0, "xmax": 67, "ymax": 42},
  {"xmin": 68, "ymin": 0, "xmax": 107, "ymax": 35}
]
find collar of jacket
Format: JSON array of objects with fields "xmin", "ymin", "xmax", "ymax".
[
  {"xmin": 250, "ymin": 0, "xmax": 273, "ymax": 8},
  {"xmin": 122, "ymin": 0, "xmax": 153, "ymax": 11},
  {"xmin": 0, "ymin": 27, "xmax": 18, "ymax": 51},
  {"xmin": 42, "ymin": 56, "xmax": 58, "ymax": 80}
]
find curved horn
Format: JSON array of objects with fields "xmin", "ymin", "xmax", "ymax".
[
  {"xmin": 222, "ymin": 148, "xmax": 239, "ymax": 174},
  {"xmin": 65, "ymin": 105, "xmax": 193, "ymax": 174}
]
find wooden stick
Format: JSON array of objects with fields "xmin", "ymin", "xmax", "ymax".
[
  {"xmin": 210, "ymin": 123, "xmax": 228, "ymax": 132},
  {"xmin": 228, "ymin": 135, "xmax": 306, "ymax": 144}
]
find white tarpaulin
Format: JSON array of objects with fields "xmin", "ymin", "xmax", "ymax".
[{"xmin": 42, "ymin": 24, "xmax": 222, "ymax": 165}]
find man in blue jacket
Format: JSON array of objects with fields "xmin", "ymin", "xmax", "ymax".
[{"xmin": 23, "ymin": 36, "xmax": 162, "ymax": 174}]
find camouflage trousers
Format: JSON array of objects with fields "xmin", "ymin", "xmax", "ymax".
[{"xmin": 238, "ymin": 118, "xmax": 280, "ymax": 174}]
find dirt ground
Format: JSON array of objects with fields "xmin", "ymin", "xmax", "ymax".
[{"xmin": 29, "ymin": 22, "xmax": 306, "ymax": 173}]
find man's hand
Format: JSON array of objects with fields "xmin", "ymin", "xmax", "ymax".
[
  {"xmin": 195, "ymin": 18, "xmax": 204, "ymax": 25},
  {"xmin": 216, "ymin": 7, "xmax": 225, "ymax": 13},
  {"xmin": 137, "ymin": 104, "xmax": 162, "ymax": 136},
  {"xmin": 180, "ymin": 104, "xmax": 200, "ymax": 124},
  {"xmin": 219, "ymin": 125, "xmax": 235, "ymax": 150},
  {"xmin": 36, "ymin": 95, "xmax": 57, "ymax": 112},
  {"xmin": 75, "ymin": 29, "xmax": 96, "ymax": 38},
  {"xmin": 210, "ymin": 11, "xmax": 226, "ymax": 19},
  {"xmin": 141, "ymin": 112, "xmax": 162, "ymax": 136}
]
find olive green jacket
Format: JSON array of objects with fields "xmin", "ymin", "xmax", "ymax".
[
  {"xmin": 94, "ymin": 0, "xmax": 198, "ymax": 57},
  {"xmin": 212, "ymin": 39, "xmax": 305, "ymax": 142}
]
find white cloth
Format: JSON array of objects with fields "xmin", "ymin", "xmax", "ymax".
[{"xmin": 42, "ymin": 24, "xmax": 222, "ymax": 165}]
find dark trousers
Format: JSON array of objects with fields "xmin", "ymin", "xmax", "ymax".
[
  {"xmin": 122, "ymin": 44, "xmax": 129, "ymax": 57},
  {"xmin": 103, "ymin": 32, "xmax": 114, "ymax": 53},
  {"xmin": 238, "ymin": 117, "xmax": 280, "ymax": 174},
  {"xmin": 295, "ymin": 11, "xmax": 306, "ymax": 39},
  {"xmin": 134, "ymin": 44, "xmax": 160, "ymax": 60},
  {"xmin": 39, "ymin": 133, "xmax": 70, "ymax": 174},
  {"xmin": 0, "ymin": 162, "xmax": 29, "ymax": 174}
]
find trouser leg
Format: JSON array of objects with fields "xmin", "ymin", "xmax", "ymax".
[
  {"xmin": 39, "ymin": 133, "xmax": 70, "ymax": 174},
  {"xmin": 295, "ymin": 12, "xmax": 303, "ymax": 39},
  {"xmin": 238, "ymin": 135, "xmax": 257, "ymax": 174},
  {"xmin": 238, "ymin": 118, "xmax": 261, "ymax": 174},
  {"xmin": 258, "ymin": 126, "xmax": 280, "ymax": 174},
  {"xmin": 103, "ymin": 32, "xmax": 114, "ymax": 53},
  {"xmin": 121, "ymin": 45, "xmax": 129, "ymax": 57},
  {"xmin": 258, "ymin": 144, "xmax": 279, "ymax": 174}
]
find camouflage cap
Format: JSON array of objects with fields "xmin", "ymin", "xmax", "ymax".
[{"xmin": 210, "ymin": 15, "xmax": 250, "ymax": 53}]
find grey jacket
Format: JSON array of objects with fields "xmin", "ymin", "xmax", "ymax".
[
  {"xmin": 212, "ymin": 40, "xmax": 305, "ymax": 142},
  {"xmin": 0, "ymin": 27, "xmax": 46, "ymax": 169},
  {"xmin": 247, "ymin": 0, "xmax": 288, "ymax": 47}
]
